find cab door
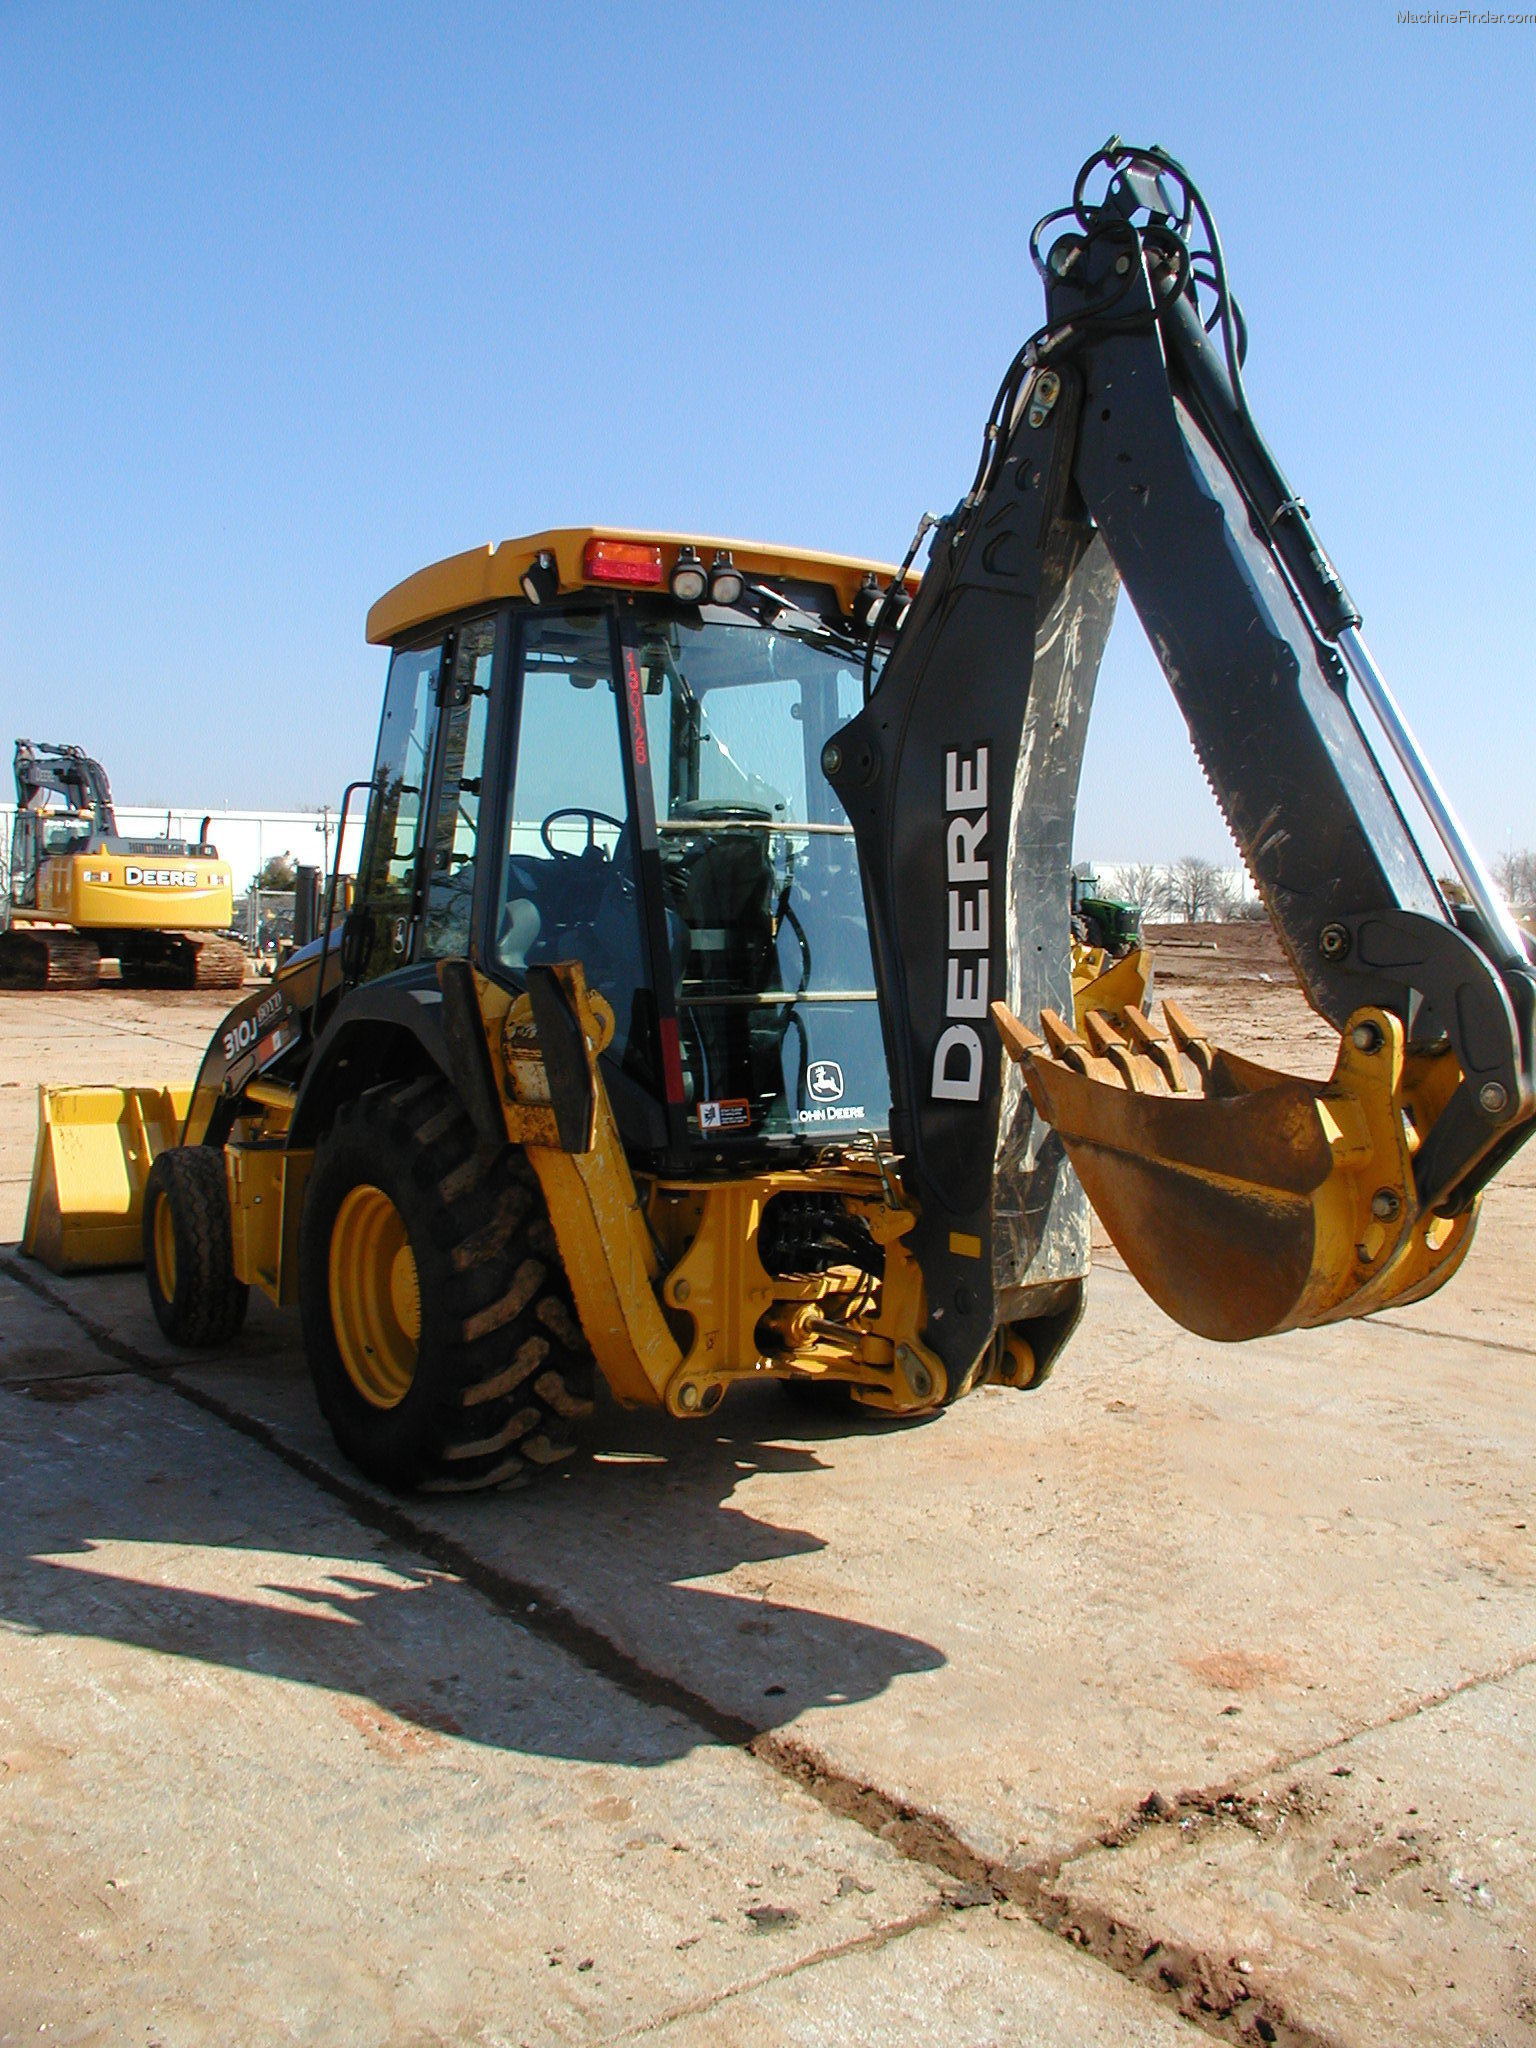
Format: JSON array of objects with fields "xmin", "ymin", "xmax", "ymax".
[
  {"xmin": 347, "ymin": 614, "xmax": 499, "ymax": 985},
  {"xmin": 9, "ymin": 810, "xmax": 40, "ymax": 911}
]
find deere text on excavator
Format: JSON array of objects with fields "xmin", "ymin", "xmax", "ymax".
[{"xmin": 25, "ymin": 143, "xmax": 1533, "ymax": 1492}]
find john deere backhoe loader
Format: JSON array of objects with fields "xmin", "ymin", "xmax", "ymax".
[
  {"xmin": 26, "ymin": 143, "xmax": 1534, "ymax": 1492},
  {"xmin": 2, "ymin": 740, "xmax": 243, "ymax": 989}
]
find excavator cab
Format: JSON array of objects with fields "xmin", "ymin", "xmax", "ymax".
[{"xmin": 7, "ymin": 742, "xmax": 110, "ymax": 914}]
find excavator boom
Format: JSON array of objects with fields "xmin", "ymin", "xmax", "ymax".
[
  {"xmin": 829, "ymin": 142, "xmax": 1535, "ymax": 1369},
  {"xmin": 14, "ymin": 740, "xmax": 117, "ymax": 832}
]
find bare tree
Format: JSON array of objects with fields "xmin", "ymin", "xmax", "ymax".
[
  {"xmin": 1494, "ymin": 849, "xmax": 1536, "ymax": 917},
  {"xmin": 1108, "ymin": 862, "xmax": 1172, "ymax": 918},
  {"xmin": 1166, "ymin": 854, "xmax": 1238, "ymax": 922}
]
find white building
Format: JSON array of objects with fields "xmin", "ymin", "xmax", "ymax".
[{"xmin": 0, "ymin": 804, "xmax": 349, "ymax": 896}]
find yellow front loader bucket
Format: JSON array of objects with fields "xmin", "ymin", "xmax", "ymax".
[
  {"xmin": 993, "ymin": 996, "xmax": 1477, "ymax": 1342},
  {"xmin": 22, "ymin": 1085, "xmax": 190, "ymax": 1274},
  {"xmin": 1072, "ymin": 941, "xmax": 1151, "ymax": 1032}
]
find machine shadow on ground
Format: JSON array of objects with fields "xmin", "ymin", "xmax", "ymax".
[{"xmin": 0, "ymin": 1369, "xmax": 946, "ymax": 1769}]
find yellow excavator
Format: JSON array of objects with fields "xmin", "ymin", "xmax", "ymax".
[
  {"xmin": 2, "ymin": 740, "xmax": 243, "ymax": 989},
  {"xmin": 24, "ymin": 143, "xmax": 1534, "ymax": 1491}
]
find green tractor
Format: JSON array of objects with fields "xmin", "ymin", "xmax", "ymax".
[{"xmin": 1070, "ymin": 867, "xmax": 1141, "ymax": 958}]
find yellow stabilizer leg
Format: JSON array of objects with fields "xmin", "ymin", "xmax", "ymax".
[
  {"xmin": 22, "ymin": 1085, "xmax": 190, "ymax": 1274},
  {"xmin": 993, "ymin": 997, "xmax": 1476, "ymax": 1341}
]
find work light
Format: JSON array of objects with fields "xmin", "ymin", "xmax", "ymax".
[
  {"xmin": 669, "ymin": 547, "xmax": 709, "ymax": 604},
  {"xmin": 707, "ymin": 551, "xmax": 745, "ymax": 606}
]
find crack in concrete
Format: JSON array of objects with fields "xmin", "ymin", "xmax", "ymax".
[
  {"xmin": 592, "ymin": 1902, "xmax": 950, "ymax": 2043},
  {"xmin": 751, "ymin": 1737, "xmax": 1337, "ymax": 2048},
  {"xmin": 9, "ymin": 1247, "xmax": 1519, "ymax": 2048},
  {"xmin": 1372, "ymin": 1317, "xmax": 1536, "ymax": 1360},
  {"xmin": 1, "ymin": 1364, "xmax": 138, "ymax": 1388},
  {"xmin": 2, "ymin": 1369, "xmax": 139, "ymax": 1403}
]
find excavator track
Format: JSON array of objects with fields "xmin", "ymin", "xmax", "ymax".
[
  {"xmin": 119, "ymin": 933, "xmax": 247, "ymax": 990},
  {"xmin": 0, "ymin": 930, "xmax": 102, "ymax": 991},
  {"xmin": 185, "ymin": 935, "xmax": 248, "ymax": 989}
]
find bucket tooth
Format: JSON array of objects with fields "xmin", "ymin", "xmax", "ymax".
[
  {"xmin": 1160, "ymin": 997, "xmax": 1215, "ymax": 1081},
  {"xmin": 1117, "ymin": 1005, "xmax": 1188, "ymax": 1092},
  {"xmin": 991, "ymin": 1004, "xmax": 1044, "ymax": 1065},
  {"xmin": 1081, "ymin": 1010, "xmax": 1122, "ymax": 1055},
  {"xmin": 1039, "ymin": 1008, "xmax": 1086, "ymax": 1058}
]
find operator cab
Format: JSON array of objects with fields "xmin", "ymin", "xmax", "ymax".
[{"xmin": 348, "ymin": 530, "xmax": 909, "ymax": 1170}]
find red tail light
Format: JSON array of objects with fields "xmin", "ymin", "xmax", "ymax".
[{"xmin": 583, "ymin": 538, "xmax": 666, "ymax": 587}]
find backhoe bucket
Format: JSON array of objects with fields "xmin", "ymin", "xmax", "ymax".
[
  {"xmin": 22, "ymin": 1085, "xmax": 190, "ymax": 1274},
  {"xmin": 993, "ymin": 998, "xmax": 1477, "ymax": 1341}
]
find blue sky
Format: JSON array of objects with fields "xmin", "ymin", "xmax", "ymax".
[{"xmin": 2, "ymin": 1, "xmax": 1532, "ymax": 865}]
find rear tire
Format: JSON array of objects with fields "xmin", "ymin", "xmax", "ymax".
[
  {"xmin": 143, "ymin": 1147, "xmax": 250, "ymax": 1346},
  {"xmin": 299, "ymin": 1077, "xmax": 594, "ymax": 1493}
]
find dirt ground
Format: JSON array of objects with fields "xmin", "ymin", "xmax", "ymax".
[
  {"xmin": 1142, "ymin": 919, "xmax": 1339, "ymax": 1076},
  {"xmin": 1, "ymin": 934, "xmax": 1532, "ymax": 2047}
]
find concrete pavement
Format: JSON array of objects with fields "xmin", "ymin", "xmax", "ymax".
[
  {"xmin": 2, "ymin": 970, "xmax": 1532, "ymax": 2047},
  {"xmin": 4, "ymin": 1161, "xmax": 1533, "ymax": 2044},
  {"xmin": 1, "ymin": 1270, "xmax": 1202, "ymax": 2048}
]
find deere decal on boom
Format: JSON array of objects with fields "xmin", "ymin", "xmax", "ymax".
[{"xmin": 25, "ymin": 143, "xmax": 1533, "ymax": 1494}]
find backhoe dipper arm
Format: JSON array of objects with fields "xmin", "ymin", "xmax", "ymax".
[{"xmin": 828, "ymin": 142, "xmax": 1535, "ymax": 1378}]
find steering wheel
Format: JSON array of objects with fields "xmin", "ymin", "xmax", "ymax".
[{"xmin": 540, "ymin": 808, "xmax": 624, "ymax": 861}]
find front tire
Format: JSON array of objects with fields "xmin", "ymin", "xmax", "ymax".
[
  {"xmin": 299, "ymin": 1077, "xmax": 594, "ymax": 1493},
  {"xmin": 143, "ymin": 1147, "xmax": 250, "ymax": 1346}
]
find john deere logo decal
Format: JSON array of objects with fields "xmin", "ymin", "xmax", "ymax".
[{"xmin": 807, "ymin": 1060, "xmax": 844, "ymax": 1102}]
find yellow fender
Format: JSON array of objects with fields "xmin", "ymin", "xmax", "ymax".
[{"xmin": 22, "ymin": 1085, "xmax": 189, "ymax": 1274}]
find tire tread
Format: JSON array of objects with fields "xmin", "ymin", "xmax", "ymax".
[
  {"xmin": 143, "ymin": 1147, "xmax": 249, "ymax": 1347},
  {"xmin": 300, "ymin": 1079, "xmax": 593, "ymax": 1493}
]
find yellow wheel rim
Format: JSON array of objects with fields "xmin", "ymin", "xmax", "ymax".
[
  {"xmin": 152, "ymin": 1194, "xmax": 178, "ymax": 1300},
  {"xmin": 328, "ymin": 1184, "xmax": 421, "ymax": 1409}
]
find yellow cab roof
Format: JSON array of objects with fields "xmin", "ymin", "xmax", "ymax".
[{"xmin": 366, "ymin": 526, "xmax": 916, "ymax": 646}]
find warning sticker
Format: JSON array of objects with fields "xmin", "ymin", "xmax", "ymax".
[{"xmin": 698, "ymin": 1098, "xmax": 752, "ymax": 1133}]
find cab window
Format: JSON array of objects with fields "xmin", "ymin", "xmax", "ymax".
[
  {"xmin": 494, "ymin": 611, "xmax": 651, "ymax": 1073},
  {"xmin": 637, "ymin": 612, "xmax": 889, "ymax": 1142},
  {"xmin": 353, "ymin": 637, "xmax": 443, "ymax": 978}
]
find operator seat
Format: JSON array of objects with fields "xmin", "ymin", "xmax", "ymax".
[
  {"xmin": 499, "ymin": 894, "xmax": 541, "ymax": 972},
  {"xmin": 667, "ymin": 806, "xmax": 779, "ymax": 992}
]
